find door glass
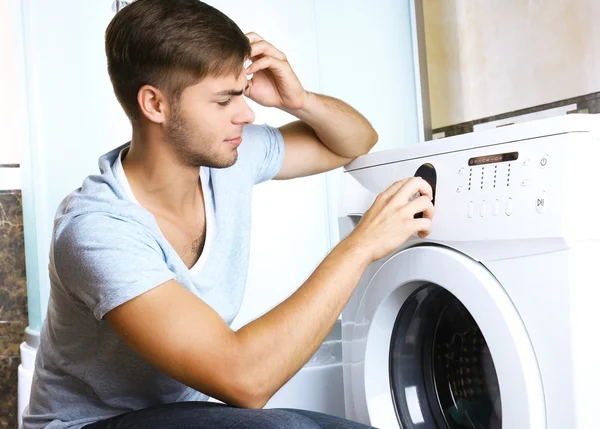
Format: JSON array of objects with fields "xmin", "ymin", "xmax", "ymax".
[{"xmin": 389, "ymin": 284, "xmax": 502, "ymax": 429}]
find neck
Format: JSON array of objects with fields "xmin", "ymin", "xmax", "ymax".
[{"xmin": 122, "ymin": 127, "xmax": 202, "ymax": 217}]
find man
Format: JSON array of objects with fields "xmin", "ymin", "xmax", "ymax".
[{"xmin": 23, "ymin": 1, "xmax": 434, "ymax": 428}]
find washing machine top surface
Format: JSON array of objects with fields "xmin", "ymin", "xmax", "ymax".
[{"xmin": 345, "ymin": 114, "xmax": 599, "ymax": 171}]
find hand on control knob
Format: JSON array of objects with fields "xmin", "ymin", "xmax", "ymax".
[{"xmin": 346, "ymin": 177, "xmax": 434, "ymax": 263}]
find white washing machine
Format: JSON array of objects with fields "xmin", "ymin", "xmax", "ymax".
[{"xmin": 338, "ymin": 114, "xmax": 600, "ymax": 429}]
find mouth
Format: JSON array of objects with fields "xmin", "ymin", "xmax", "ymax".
[{"xmin": 224, "ymin": 136, "xmax": 243, "ymax": 147}]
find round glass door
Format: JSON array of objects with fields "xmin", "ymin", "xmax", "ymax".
[
  {"xmin": 390, "ymin": 284, "xmax": 502, "ymax": 429},
  {"xmin": 350, "ymin": 245, "xmax": 545, "ymax": 429}
]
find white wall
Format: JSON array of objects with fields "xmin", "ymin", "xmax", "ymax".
[
  {"xmin": 312, "ymin": 0, "xmax": 420, "ymax": 247},
  {"xmin": 212, "ymin": 0, "xmax": 421, "ymax": 328},
  {"xmin": 0, "ymin": 0, "xmax": 28, "ymax": 190},
  {"xmin": 13, "ymin": 0, "xmax": 421, "ymax": 422},
  {"xmin": 18, "ymin": 0, "xmax": 420, "ymax": 331},
  {"xmin": 0, "ymin": 1, "xmax": 23, "ymax": 166},
  {"xmin": 205, "ymin": 0, "xmax": 332, "ymax": 328},
  {"xmin": 20, "ymin": 0, "xmax": 130, "ymax": 330}
]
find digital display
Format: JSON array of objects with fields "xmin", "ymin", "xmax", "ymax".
[{"xmin": 468, "ymin": 151, "xmax": 518, "ymax": 166}]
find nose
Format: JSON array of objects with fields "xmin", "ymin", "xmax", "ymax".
[{"xmin": 233, "ymin": 97, "xmax": 255, "ymax": 125}]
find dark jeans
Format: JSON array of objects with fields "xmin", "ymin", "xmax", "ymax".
[{"xmin": 82, "ymin": 401, "xmax": 377, "ymax": 429}]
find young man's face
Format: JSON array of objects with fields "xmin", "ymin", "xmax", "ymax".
[{"xmin": 165, "ymin": 69, "xmax": 255, "ymax": 169}]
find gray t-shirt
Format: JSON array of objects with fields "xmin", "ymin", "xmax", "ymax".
[{"xmin": 22, "ymin": 124, "xmax": 285, "ymax": 429}]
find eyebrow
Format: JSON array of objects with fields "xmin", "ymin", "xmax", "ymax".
[{"xmin": 214, "ymin": 84, "xmax": 250, "ymax": 97}]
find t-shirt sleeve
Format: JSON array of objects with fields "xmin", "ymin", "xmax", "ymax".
[
  {"xmin": 53, "ymin": 213, "xmax": 176, "ymax": 321},
  {"xmin": 242, "ymin": 123, "xmax": 286, "ymax": 184}
]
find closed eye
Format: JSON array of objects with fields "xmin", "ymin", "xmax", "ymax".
[{"xmin": 217, "ymin": 99, "xmax": 232, "ymax": 107}]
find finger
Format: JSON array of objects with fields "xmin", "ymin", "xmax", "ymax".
[
  {"xmin": 395, "ymin": 177, "xmax": 433, "ymax": 205},
  {"xmin": 375, "ymin": 178, "xmax": 411, "ymax": 204},
  {"xmin": 412, "ymin": 218, "xmax": 433, "ymax": 239},
  {"xmin": 245, "ymin": 32, "xmax": 264, "ymax": 43},
  {"xmin": 246, "ymin": 55, "xmax": 287, "ymax": 75},
  {"xmin": 249, "ymin": 40, "xmax": 286, "ymax": 61},
  {"xmin": 403, "ymin": 195, "xmax": 434, "ymax": 220}
]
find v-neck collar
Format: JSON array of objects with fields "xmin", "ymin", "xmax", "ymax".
[{"xmin": 114, "ymin": 146, "xmax": 213, "ymax": 274}]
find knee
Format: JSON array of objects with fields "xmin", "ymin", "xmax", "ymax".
[{"xmin": 251, "ymin": 409, "xmax": 320, "ymax": 429}]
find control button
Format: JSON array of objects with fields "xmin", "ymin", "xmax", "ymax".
[
  {"xmin": 458, "ymin": 168, "xmax": 466, "ymax": 175},
  {"xmin": 493, "ymin": 199, "xmax": 500, "ymax": 216},
  {"xmin": 467, "ymin": 201, "xmax": 474, "ymax": 218},
  {"xmin": 539, "ymin": 154, "xmax": 550, "ymax": 168},
  {"xmin": 520, "ymin": 180, "xmax": 529, "ymax": 187},
  {"xmin": 479, "ymin": 201, "xmax": 487, "ymax": 217},
  {"xmin": 522, "ymin": 159, "xmax": 531, "ymax": 167},
  {"xmin": 456, "ymin": 186, "xmax": 463, "ymax": 193},
  {"xmin": 505, "ymin": 198, "xmax": 514, "ymax": 216},
  {"xmin": 536, "ymin": 191, "xmax": 547, "ymax": 214}
]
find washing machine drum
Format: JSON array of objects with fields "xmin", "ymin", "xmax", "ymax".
[{"xmin": 390, "ymin": 284, "xmax": 501, "ymax": 429}]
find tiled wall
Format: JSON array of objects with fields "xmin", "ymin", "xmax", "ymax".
[
  {"xmin": 423, "ymin": 0, "xmax": 600, "ymax": 129},
  {"xmin": 0, "ymin": 188, "xmax": 27, "ymax": 429}
]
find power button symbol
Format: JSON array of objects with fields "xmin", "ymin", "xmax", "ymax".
[{"xmin": 539, "ymin": 154, "xmax": 550, "ymax": 168}]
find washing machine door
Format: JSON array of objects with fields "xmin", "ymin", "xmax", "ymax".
[{"xmin": 350, "ymin": 245, "xmax": 545, "ymax": 429}]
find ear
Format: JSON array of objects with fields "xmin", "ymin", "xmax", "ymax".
[{"xmin": 137, "ymin": 85, "xmax": 169, "ymax": 124}]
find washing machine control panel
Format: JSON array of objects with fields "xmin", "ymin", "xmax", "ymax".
[
  {"xmin": 341, "ymin": 130, "xmax": 600, "ymax": 242},
  {"xmin": 456, "ymin": 150, "xmax": 551, "ymax": 218}
]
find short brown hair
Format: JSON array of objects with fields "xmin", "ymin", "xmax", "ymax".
[{"xmin": 105, "ymin": 0, "xmax": 251, "ymax": 123}]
